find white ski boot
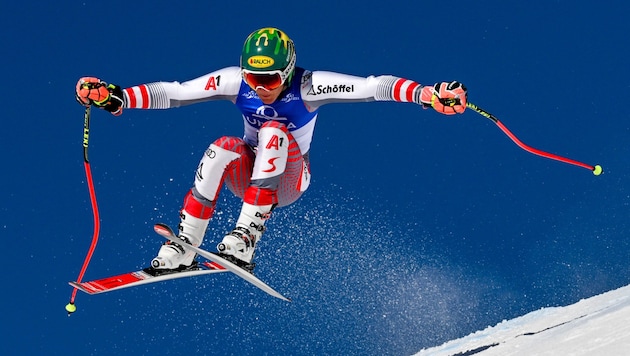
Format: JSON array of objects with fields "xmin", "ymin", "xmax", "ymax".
[
  {"xmin": 217, "ymin": 202, "xmax": 273, "ymax": 269},
  {"xmin": 151, "ymin": 210, "xmax": 209, "ymax": 269}
]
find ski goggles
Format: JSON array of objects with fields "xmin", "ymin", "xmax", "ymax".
[{"xmin": 243, "ymin": 70, "xmax": 286, "ymax": 91}]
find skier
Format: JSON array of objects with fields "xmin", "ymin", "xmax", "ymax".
[{"xmin": 75, "ymin": 27, "xmax": 467, "ymax": 272}]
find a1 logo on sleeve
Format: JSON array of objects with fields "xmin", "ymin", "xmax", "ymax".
[{"xmin": 205, "ymin": 75, "xmax": 221, "ymax": 90}]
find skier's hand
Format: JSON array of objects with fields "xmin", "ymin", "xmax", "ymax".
[
  {"xmin": 420, "ymin": 81, "xmax": 467, "ymax": 115},
  {"xmin": 75, "ymin": 77, "xmax": 124, "ymax": 116}
]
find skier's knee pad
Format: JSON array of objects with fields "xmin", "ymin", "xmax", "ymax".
[
  {"xmin": 252, "ymin": 125, "xmax": 289, "ymax": 180},
  {"xmin": 194, "ymin": 139, "xmax": 245, "ymax": 201}
]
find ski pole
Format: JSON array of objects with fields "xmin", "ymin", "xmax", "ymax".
[
  {"xmin": 66, "ymin": 106, "xmax": 102, "ymax": 315},
  {"xmin": 466, "ymin": 102, "xmax": 602, "ymax": 175}
]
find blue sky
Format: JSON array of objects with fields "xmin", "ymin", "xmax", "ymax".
[{"xmin": 2, "ymin": 1, "xmax": 629, "ymax": 355}]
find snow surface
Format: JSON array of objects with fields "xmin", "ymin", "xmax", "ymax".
[{"xmin": 414, "ymin": 284, "xmax": 630, "ymax": 356}]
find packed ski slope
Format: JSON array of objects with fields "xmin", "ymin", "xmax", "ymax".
[{"xmin": 415, "ymin": 284, "xmax": 630, "ymax": 355}]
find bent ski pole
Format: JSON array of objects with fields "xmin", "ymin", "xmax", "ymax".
[
  {"xmin": 466, "ymin": 102, "xmax": 602, "ymax": 176},
  {"xmin": 66, "ymin": 106, "xmax": 102, "ymax": 315}
]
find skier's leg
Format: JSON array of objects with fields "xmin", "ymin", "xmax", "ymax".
[
  {"xmin": 152, "ymin": 136, "xmax": 254, "ymax": 269},
  {"xmin": 218, "ymin": 121, "xmax": 307, "ymax": 267}
]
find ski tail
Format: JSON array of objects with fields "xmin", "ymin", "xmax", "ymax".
[{"xmin": 69, "ymin": 261, "xmax": 227, "ymax": 295}]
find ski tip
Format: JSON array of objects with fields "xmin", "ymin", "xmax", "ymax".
[
  {"xmin": 65, "ymin": 302, "xmax": 77, "ymax": 315},
  {"xmin": 153, "ymin": 223, "xmax": 174, "ymax": 237}
]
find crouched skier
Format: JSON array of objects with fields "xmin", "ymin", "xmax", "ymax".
[{"xmin": 75, "ymin": 27, "xmax": 467, "ymax": 272}]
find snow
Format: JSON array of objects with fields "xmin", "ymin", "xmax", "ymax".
[{"xmin": 414, "ymin": 284, "xmax": 630, "ymax": 356}]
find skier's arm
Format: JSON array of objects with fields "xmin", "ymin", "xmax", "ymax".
[
  {"xmin": 302, "ymin": 71, "xmax": 467, "ymax": 115},
  {"xmin": 75, "ymin": 67, "xmax": 243, "ymax": 115}
]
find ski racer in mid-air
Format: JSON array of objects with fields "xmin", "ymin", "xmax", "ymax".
[{"xmin": 75, "ymin": 27, "xmax": 467, "ymax": 272}]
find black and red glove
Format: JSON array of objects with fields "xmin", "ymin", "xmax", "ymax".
[
  {"xmin": 75, "ymin": 77, "xmax": 124, "ymax": 116},
  {"xmin": 420, "ymin": 81, "xmax": 467, "ymax": 115}
]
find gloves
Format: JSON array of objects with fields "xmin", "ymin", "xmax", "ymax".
[
  {"xmin": 420, "ymin": 81, "xmax": 467, "ymax": 115},
  {"xmin": 75, "ymin": 77, "xmax": 124, "ymax": 116}
]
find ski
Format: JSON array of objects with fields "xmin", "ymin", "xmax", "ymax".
[
  {"xmin": 69, "ymin": 261, "xmax": 228, "ymax": 295},
  {"xmin": 154, "ymin": 223, "xmax": 291, "ymax": 302}
]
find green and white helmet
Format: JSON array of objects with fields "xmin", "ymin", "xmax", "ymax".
[{"xmin": 241, "ymin": 28, "xmax": 297, "ymax": 89}]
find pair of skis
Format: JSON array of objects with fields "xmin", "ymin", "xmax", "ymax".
[{"xmin": 69, "ymin": 223, "xmax": 291, "ymax": 302}]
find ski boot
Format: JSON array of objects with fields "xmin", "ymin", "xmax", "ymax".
[
  {"xmin": 217, "ymin": 202, "xmax": 274, "ymax": 272},
  {"xmin": 151, "ymin": 210, "xmax": 209, "ymax": 270}
]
